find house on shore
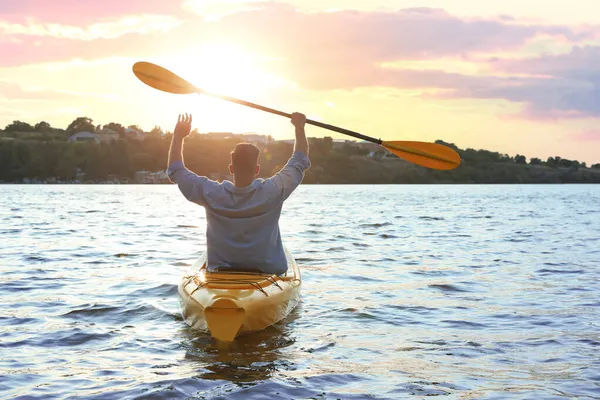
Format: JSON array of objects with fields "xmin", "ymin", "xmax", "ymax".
[
  {"xmin": 125, "ymin": 127, "xmax": 146, "ymax": 140},
  {"xmin": 205, "ymin": 132, "xmax": 234, "ymax": 140},
  {"xmin": 358, "ymin": 141, "xmax": 381, "ymax": 152},
  {"xmin": 332, "ymin": 139, "xmax": 357, "ymax": 149},
  {"xmin": 68, "ymin": 131, "xmax": 100, "ymax": 143},
  {"xmin": 204, "ymin": 132, "xmax": 271, "ymax": 147},
  {"xmin": 134, "ymin": 170, "xmax": 169, "ymax": 184},
  {"xmin": 273, "ymin": 139, "xmax": 296, "ymax": 145},
  {"xmin": 239, "ymin": 133, "xmax": 271, "ymax": 145},
  {"xmin": 96, "ymin": 128, "xmax": 120, "ymax": 142}
]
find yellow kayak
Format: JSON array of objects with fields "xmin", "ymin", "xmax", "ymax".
[{"xmin": 178, "ymin": 247, "xmax": 301, "ymax": 341}]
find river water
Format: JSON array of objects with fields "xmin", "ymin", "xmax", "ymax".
[{"xmin": 1, "ymin": 184, "xmax": 599, "ymax": 399}]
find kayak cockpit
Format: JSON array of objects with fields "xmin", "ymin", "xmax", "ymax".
[{"xmin": 178, "ymin": 247, "xmax": 301, "ymax": 341}]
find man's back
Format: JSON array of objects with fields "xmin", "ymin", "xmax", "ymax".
[{"xmin": 168, "ymin": 151, "xmax": 310, "ymax": 275}]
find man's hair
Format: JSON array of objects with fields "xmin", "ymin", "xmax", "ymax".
[{"xmin": 230, "ymin": 143, "xmax": 260, "ymax": 174}]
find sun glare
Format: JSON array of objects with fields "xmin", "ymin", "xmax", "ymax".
[
  {"xmin": 168, "ymin": 44, "xmax": 288, "ymax": 99},
  {"xmin": 149, "ymin": 43, "xmax": 296, "ymax": 132}
]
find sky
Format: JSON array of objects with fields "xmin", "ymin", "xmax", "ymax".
[{"xmin": 1, "ymin": 0, "xmax": 599, "ymax": 164}]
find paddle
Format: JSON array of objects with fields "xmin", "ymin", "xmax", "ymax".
[{"xmin": 132, "ymin": 61, "xmax": 461, "ymax": 170}]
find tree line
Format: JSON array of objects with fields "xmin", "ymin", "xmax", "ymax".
[{"xmin": 1, "ymin": 117, "xmax": 599, "ymax": 183}]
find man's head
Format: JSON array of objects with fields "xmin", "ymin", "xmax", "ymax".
[{"xmin": 229, "ymin": 143, "xmax": 260, "ymax": 178}]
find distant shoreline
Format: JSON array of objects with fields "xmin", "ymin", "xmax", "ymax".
[{"xmin": 2, "ymin": 130, "xmax": 599, "ymax": 184}]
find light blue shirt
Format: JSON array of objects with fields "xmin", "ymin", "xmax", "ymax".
[{"xmin": 168, "ymin": 151, "xmax": 310, "ymax": 275}]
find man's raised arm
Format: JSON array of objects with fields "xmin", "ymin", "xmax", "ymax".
[
  {"xmin": 166, "ymin": 113, "xmax": 212, "ymax": 206},
  {"xmin": 291, "ymin": 112, "xmax": 309, "ymax": 156},
  {"xmin": 168, "ymin": 113, "xmax": 192, "ymax": 169},
  {"xmin": 267, "ymin": 112, "xmax": 311, "ymax": 200}
]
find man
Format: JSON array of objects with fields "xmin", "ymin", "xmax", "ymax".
[{"xmin": 167, "ymin": 112, "xmax": 310, "ymax": 275}]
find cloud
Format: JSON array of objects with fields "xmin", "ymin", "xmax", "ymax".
[
  {"xmin": 0, "ymin": 25, "xmax": 199, "ymax": 67},
  {"xmin": 0, "ymin": 0, "xmax": 187, "ymax": 66},
  {"xmin": 2, "ymin": 3, "xmax": 600, "ymax": 120},
  {"xmin": 218, "ymin": 5, "xmax": 585, "ymax": 62},
  {"xmin": 2, "ymin": 4, "xmax": 591, "ymax": 67},
  {"xmin": 372, "ymin": 67, "xmax": 600, "ymax": 119},
  {"xmin": 208, "ymin": 5, "xmax": 600, "ymax": 120},
  {"xmin": 572, "ymin": 130, "xmax": 600, "ymax": 141},
  {"xmin": 0, "ymin": 81, "xmax": 80, "ymax": 101},
  {"xmin": 493, "ymin": 46, "xmax": 600, "ymax": 81},
  {"xmin": 0, "ymin": 0, "xmax": 183, "ymax": 25},
  {"xmin": 182, "ymin": 0, "xmax": 265, "ymax": 21},
  {"xmin": 212, "ymin": 4, "xmax": 598, "ymax": 119},
  {"xmin": 0, "ymin": 15, "xmax": 181, "ymax": 40},
  {"xmin": 483, "ymin": 46, "xmax": 600, "ymax": 118},
  {"xmin": 299, "ymin": 63, "xmax": 599, "ymax": 119}
]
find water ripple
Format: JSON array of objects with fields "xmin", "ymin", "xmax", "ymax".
[{"xmin": 0, "ymin": 184, "xmax": 599, "ymax": 399}]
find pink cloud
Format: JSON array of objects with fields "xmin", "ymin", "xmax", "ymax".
[
  {"xmin": 491, "ymin": 46, "xmax": 600, "ymax": 82},
  {"xmin": 484, "ymin": 46, "xmax": 600, "ymax": 118},
  {"xmin": 0, "ymin": 15, "xmax": 181, "ymax": 40},
  {"xmin": 573, "ymin": 130, "xmax": 600, "ymax": 141},
  {"xmin": 1, "ymin": 4, "xmax": 591, "ymax": 68},
  {"xmin": 214, "ymin": 4, "xmax": 591, "ymax": 67},
  {"xmin": 2, "ymin": 3, "xmax": 600, "ymax": 121},
  {"xmin": 0, "ymin": 25, "xmax": 199, "ymax": 67},
  {"xmin": 0, "ymin": 0, "xmax": 184, "ymax": 24}
]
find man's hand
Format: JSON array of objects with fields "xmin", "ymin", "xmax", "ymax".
[
  {"xmin": 174, "ymin": 113, "xmax": 192, "ymax": 140},
  {"xmin": 290, "ymin": 112, "xmax": 306, "ymax": 128}
]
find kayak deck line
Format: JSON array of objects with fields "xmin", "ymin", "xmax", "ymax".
[{"xmin": 183, "ymin": 270, "xmax": 296, "ymax": 297}]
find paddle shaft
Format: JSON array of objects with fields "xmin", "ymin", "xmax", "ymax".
[
  {"xmin": 198, "ymin": 89, "xmax": 382, "ymax": 145},
  {"xmin": 209, "ymin": 91, "xmax": 460, "ymax": 167}
]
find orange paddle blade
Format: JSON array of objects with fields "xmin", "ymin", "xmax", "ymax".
[
  {"xmin": 132, "ymin": 62, "xmax": 198, "ymax": 94},
  {"xmin": 382, "ymin": 141, "xmax": 461, "ymax": 170}
]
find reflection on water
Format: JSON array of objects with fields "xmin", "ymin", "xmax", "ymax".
[
  {"xmin": 1, "ymin": 184, "xmax": 599, "ymax": 399},
  {"xmin": 182, "ymin": 305, "xmax": 302, "ymax": 383}
]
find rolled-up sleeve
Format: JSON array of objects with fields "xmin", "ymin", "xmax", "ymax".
[
  {"xmin": 270, "ymin": 151, "xmax": 311, "ymax": 200},
  {"xmin": 168, "ymin": 161, "xmax": 211, "ymax": 206}
]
